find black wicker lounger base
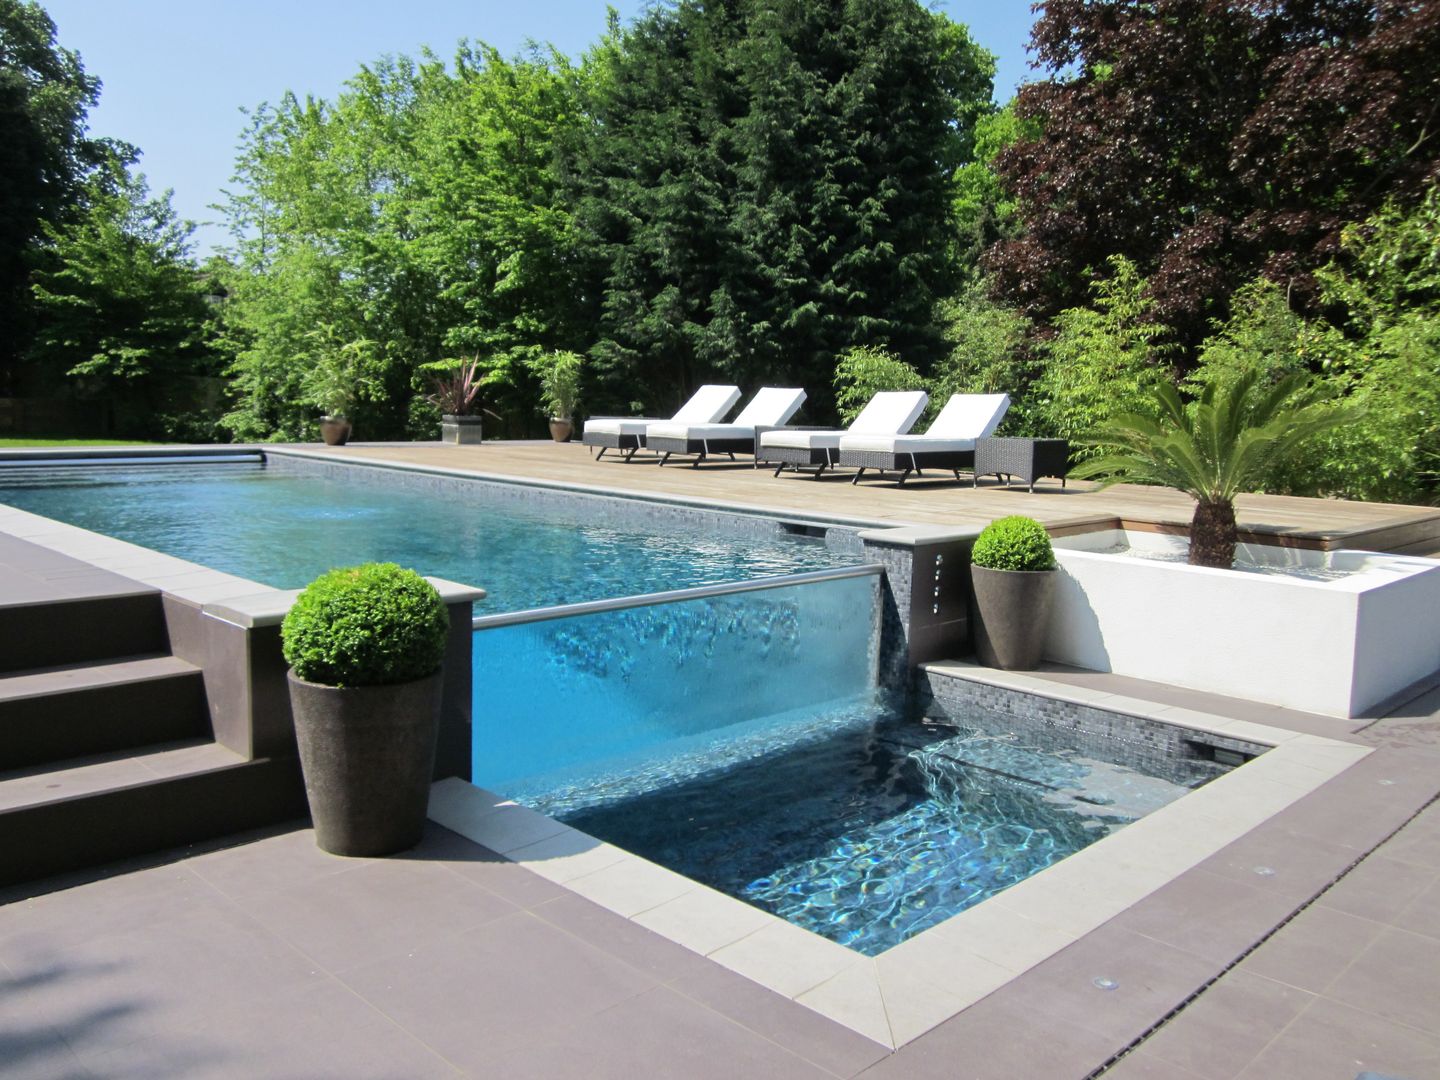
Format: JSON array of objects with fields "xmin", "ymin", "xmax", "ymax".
[
  {"xmin": 648, "ymin": 435, "xmax": 754, "ymax": 467},
  {"xmin": 755, "ymin": 445, "xmax": 841, "ymax": 477},
  {"xmin": 581, "ymin": 431, "xmax": 646, "ymax": 461},
  {"xmin": 839, "ymin": 449, "xmax": 976, "ymax": 486}
]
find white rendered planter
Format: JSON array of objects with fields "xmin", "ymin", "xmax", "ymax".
[{"xmin": 1046, "ymin": 529, "xmax": 1440, "ymax": 718}]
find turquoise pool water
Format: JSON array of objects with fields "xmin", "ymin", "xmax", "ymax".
[
  {"xmin": 527, "ymin": 694, "xmax": 1222, "ymax": 956},
  {"xmin": 0, "ymin": 461, "xmax": 858, "ymax": 610}
]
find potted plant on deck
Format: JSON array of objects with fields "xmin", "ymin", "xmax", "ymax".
[
  {"xmin": 425, "ymin": 356, "xmax": 485, "ymax": 444},
  {"xmin": 528, "ymin": 349, "xmax": 583, "ymax": 442},
  {"xmin": 302, "ymin": 329, "xmax": 378, "ymax": 446},
  {"xmin": 969, "ymin": 515, "xmax": 1058, "ymax": 670},
  {"xmin": 281, "ymin": 563, "xmax": 451, "ymax": 856}
]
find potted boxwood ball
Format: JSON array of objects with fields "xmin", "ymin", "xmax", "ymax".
[
  {"xmin": 969, "ymin": 515, "xmax": 1058, "ymax": 670},
  {"xmin": 281, "ymin": 562, "xmax": 451, "ymax": 856}
]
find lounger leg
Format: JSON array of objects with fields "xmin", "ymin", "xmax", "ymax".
[
  {"xmin": 690, "ymin": 455, "xmax": 701, "ymax": 467},
  {"xmin": 624, "ymin": 446, "xmax": 638, "ymax": 462},
  {"xmin": 898, "ymin": 468, "xmax": 910, "ymax": 486},
  {"xmin": 773, "ymin": 461, "xmax": 786, "ymax": 477},
  {"xmin": 814, "ymin": 461, "xmax": 826, "ymax": 479},
  {"xmin": 595, "ymin": 446, "xmax": 606, "ymax": 460},
  {"xmin": 727, "ymin": 452, "xmax": 735, "ymax": 461},
  {"xmin": 1029, "ymin": 479, "xmax": 1035, "ymax": 493},
  {"xmin": 659, "ymin": 452, "xmax": 670, "ymax": 466},
  {"xmin": 851, "ymin": 468, "xmax": 864, "ymax": 485}
]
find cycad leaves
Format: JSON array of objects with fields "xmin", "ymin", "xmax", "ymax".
[{"xmin": 1072, "ymin": 371, "xmax": 1357, "ymax": 503}]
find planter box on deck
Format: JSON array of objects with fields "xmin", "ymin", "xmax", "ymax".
[{"xmin": 1047, "ymin": 529, "xmax": 1440, "ymax": 718}]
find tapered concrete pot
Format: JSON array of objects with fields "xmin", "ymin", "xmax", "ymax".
[
  {"xmin": 319, "ymin": 416, "xmax": 352, "ymax": 446},
  {"xmin": 287, "ymin": 669, "xmax": 443, "ymax": 856},
  {"xmin": 548, "ymin": 418, "xmax": 574, "ymax": 442},
  {"xmin": 970, "ymin": 565, "xmax": 1056, "ymax": 670}
]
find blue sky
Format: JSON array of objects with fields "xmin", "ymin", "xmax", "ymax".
[{"xmin": 42, "ymin": 1, "xmax": 1041, "ymax": 256}]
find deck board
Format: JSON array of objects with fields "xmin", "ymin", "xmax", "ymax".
[{"xmin": 306, "ymin": 440, "xmax": 1440, "ymax": 552}]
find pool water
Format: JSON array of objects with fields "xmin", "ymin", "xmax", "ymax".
[
  {"xmin": 0, "ymin": 462, "xmax": 858, "ymax": 610},
  {"xmin": 549, "ymin": 703, "xmax": 1224, "ymax": 956}
]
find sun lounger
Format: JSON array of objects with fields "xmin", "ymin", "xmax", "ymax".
[
  {"xmin": 646, "ymin": 387, "xmax": 808, "ymax": 466},
  {"xmin": 756, "ymin": 390, "xmax": 929, "ymax": 477},
  {"xmin": 838, "ymin": 393, "xmax": 1010, "ymax": 485},
  {"xmin": 582, "ymin": 384, "xmax": 741, "ymax": 461}
]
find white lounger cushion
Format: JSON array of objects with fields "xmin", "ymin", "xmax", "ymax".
[
  {"xmin": 760, "ymin": 390, "xmax": 928, "ymax": 450},
  {"xmin": 838, "ymin": 393, "xmax": 1009, "ymax": 454},
  {"xmin": 583, "ymin": 416, "xmax": 666, "ymax": 436},
  {"xmin": 646, "ymin": 387, "xmax": 806, "ymax": 441},
  {"xmin": 585, "ymin": 384, "xmax": 740, "ymax": 437}
]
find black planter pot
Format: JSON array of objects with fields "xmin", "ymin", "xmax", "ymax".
[
  {"xmin": 287, "ymin": 669, "xmax": 443, "ymax": 856},
  {"xmin": 970, "ymin": 565, "xmax": 1056, "ymax": 670}
]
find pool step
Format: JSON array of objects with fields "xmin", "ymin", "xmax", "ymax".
[
  {"xmin": 0, "ymin": 741, "xmax": 307, "ymax": 887},
  {"xmin": 0, "ymin": 655, "xmax": 209, "ymax": 770},
  {"xmin": 0, "ymin": 586, "xmax": 169, "ymax": 674}
]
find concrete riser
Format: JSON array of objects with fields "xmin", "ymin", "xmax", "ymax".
[
  {"xmin": 0, "ymin": 593, "xmax": 168, "ymax": 673},
  {"xmin": 0, "ymin": 672, "xmax": 209, "ymax": 770},
  {"xmin": 0, "ymin": 757, "xmax": 308, "ymax": 887}
]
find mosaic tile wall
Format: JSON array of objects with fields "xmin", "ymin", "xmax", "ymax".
[
  {"xmin": 918, "ymin": 669, "xmax": 1271, "ymax": 776},
  {"xmin": 264, "ymin": 451, "xmax": 864, "ymax": 554}
]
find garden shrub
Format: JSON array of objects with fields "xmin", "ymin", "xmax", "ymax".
[
  {"xmin": 970, "ymin": 516, "xmax": 1056, "ymax": 572},
  {"xmin": 281, "ymin": 563, "xmax": 449, "ymax": 687}
]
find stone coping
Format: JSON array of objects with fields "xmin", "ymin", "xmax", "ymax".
[{"xmin": 429, "ymin": 668, "xmax": 1370, "ymax": 1050}]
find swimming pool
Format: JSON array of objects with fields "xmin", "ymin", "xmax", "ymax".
[{"xmin": 0, "ymin": 460, "xmax": 859, "ymax": 610}]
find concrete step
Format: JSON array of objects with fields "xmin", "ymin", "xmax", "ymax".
[
  {"xmin": 0, "ymin": 741, "xmax": 307, "ymax": 886},
  {"xmin": 0, "ymin": 591, "xmax": 168, "ymax": 674},
  {"xmin": 0, "ymin": 655, "xmax": 209, "ymax": 770}
]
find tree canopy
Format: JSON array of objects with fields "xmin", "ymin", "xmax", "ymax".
[{"xmin": 987, "ymin": 0, "xmax": 1440, "ymax": 355}]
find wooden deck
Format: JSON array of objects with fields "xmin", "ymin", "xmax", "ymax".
[{"xmin": 312, "ymin": 440, "xmax": 1440, "ymax": 554}]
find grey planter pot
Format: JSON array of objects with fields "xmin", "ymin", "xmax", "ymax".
[
  {"xmin": 287, "ymin": 669, "xmax": 444, "ymax": 857},
  {"xmin": 441, "ymin": 414, "xmax": 483, "ymax": 444},
  {"xmin": 970, "ymin": 565, "xmax": 1056, "ymax": 670}
]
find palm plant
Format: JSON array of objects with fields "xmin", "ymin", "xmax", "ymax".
[{"xmin": 1070, "ymin": 372, "xmax": 1356, "ymax": 568}]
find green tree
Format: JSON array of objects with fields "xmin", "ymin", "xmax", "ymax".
[
  {"xmin": 931, "ymin": 280, "xmax": 1034, "ymax": 432},
  {"xmin": 832, "ymin": 345, "xmax": 925, "ymax": 423},
  {"xmin": 1031, "ymin": 256, "xmax": 1172, "ymax": 445},
  {"xmin": 0, "ymin": 0, "xmax": 129, "ymax": 385},
  {"xmin": 28, "ymin": 163, "xmax": 218, "ymax": 438}
]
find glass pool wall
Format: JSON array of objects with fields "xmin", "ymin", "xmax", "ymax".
[{"xmin": 470, "ymin": 570, "xmax": 883, "ymax": 807}]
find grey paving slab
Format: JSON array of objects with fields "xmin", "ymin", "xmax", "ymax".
[
  {"xmin": 1234, "ymin": 997, "xmax": 1440, "ymax": 1080},
  {"xmin": 857, "ymin": 992, "xmax": 1120, "ymax": 1080},
  {"xmin": 1102, "ymin": 1047, "xmax": 1210, "ymax": 1079},
  {"xmin": 411, "ymin": 824, "xmax": 572, "ymax": 910},
  {"xmin": 1323, "ymin": 927, "xmax": 1440, "ymax": 1036},
  {"xmin": 1107, "ymin": 867, "xmax": 1302, "ymax": 965},
  {"xmin": 234, "ymin": 857, "xmax": 522, "ymax": 974},
  {"xmin": 668, "ymin": 956, "xmax": 891, "ymax": 1078},
  {"xmin": 1315, "ymin": 854, "xmax": 1439, "ymax": 925},
  {"xmin": 1241, "ymin": 904, "xmax": 1387, "ymax": 994},
  {"xmin": 474, "ymin": 984, "xmax": 837, "ymax": 1080},
  {"xmin": 1392, "ymin": 877, "xmax": 1440, "ymax": 941},
  {"xmin": 76, "ymin": 980, "xmax": 462, "ymax": 1080},
  {"xmin": 531, "ymin": 890, "xmax": 722, "ymax": 985},
  {"xmin": 1135, "ymin": 969, "xmax": 1316, "ymax": 1079},
  {"xmin": 333, "ymin": 910, "xmax": 659, "ymax": 1073}
]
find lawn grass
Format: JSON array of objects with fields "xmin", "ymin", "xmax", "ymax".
[{"xmin": 0, "ymin": 438, "xmax": 159, "ymax": 447}]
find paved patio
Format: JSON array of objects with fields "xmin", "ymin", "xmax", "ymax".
[{"xmin": 4, "ymin": 669, "xmax": 1437, "ymax": 1079}]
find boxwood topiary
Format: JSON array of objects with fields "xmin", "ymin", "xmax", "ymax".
[
  {"xmin": 281, "ymin": 563, "xmax": 449, "ymax": 687},
  {"xmin": 971, "ymin": 516, "xmax": 1056, "ymax": 572}
]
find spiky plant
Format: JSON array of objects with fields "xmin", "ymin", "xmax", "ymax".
[{"xmin": 1070, "ymin": 372, "xmax": 1356, "ymax": 568}]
